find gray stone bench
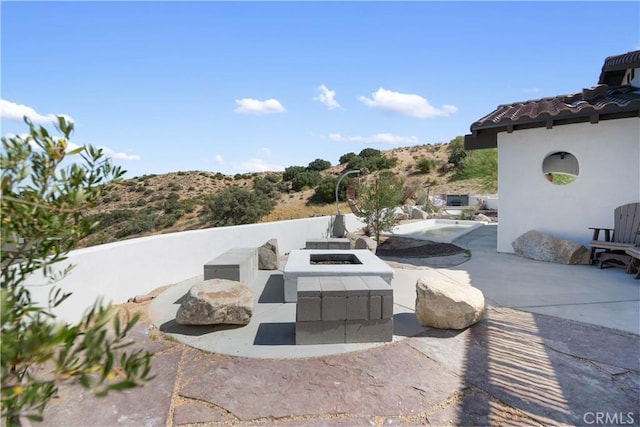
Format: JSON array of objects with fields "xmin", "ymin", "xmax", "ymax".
[
  {"xmin": 305, "ymin": 238, "xmax": 351, "ymax": 250},
  {"xmin": 204, "ymin": 248, "xmax": 258, "ymax": 284},
  {"xmin": 295, "ymin": 276, "xmax": 393, "ymax": 345}
]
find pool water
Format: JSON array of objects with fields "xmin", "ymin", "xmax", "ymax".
[
  {"xmin": 410, "ymin": 225, "xmax": 470, "ymax": 239},
  {"xmin": 387, "ymin": 219, "xmax": 485, "ymax": 243}
]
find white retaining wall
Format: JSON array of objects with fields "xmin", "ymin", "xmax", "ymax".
[{"xmin": 26, "ymin": 214, "xmax": 365, "ymax": 324}]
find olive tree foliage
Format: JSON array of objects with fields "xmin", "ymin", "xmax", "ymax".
[
  {"xmin": 358, "ymin": 172, "xmax": 404, "ymax": 243},
  {"xmin": 1, "ymin": 117, "xmax": 153, "ymax": 425},
  {"xmin": 200, "ymin": 186, "xmax": 276, "ymax": 227}
]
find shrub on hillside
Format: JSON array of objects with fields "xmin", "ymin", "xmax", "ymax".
[
  {"xmin": 339, "ymin": 152, "xmax": 357, "ymax": 165},
  {"xmin": 253, "ymin": 176, "xmax": 282, "ymax": 199},
  {"xmin": 283, "ymin": 166, "xmax": 306, "ymax": 181},
  {"xmin": 307, "ymin": 158, "xmax": 332, "ymax": 171},
  {"xmin": 447, "ymin": 136, "xmax": 467, "ymax": 169},
  {"xmin": 292, "ymin": 170, "xmax": 321, "ymax": 191},
  {"xmin": 200, "ymin": 186, "xmax": 276, "ymax": 227},
  {"xmin": 309, "ymin": 176, "xmax": 350, "ymax": 204},
  {"xmin": 282, "ymin": 166, "xmax": 321, "ymax": 191},
  {"xmin": 344, "ymin": 148, "xmax": 398, "ymax": 173},
  {"xmin": 114, "ymin": 213, "xmax": 159, "ymax": 238},
  {"xmin": 416, "ymin": 157, "xmax": 435, "ymax": 173},
  {"xmin": 453, "ymin": 148, "xmax": 498, "ymax": 192},
  {"xmin": 90, "ymin": 209, "xmax": 136, "ymax": 228}
]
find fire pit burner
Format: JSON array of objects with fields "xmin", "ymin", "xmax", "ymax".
[{"xmin": 309, "ymin": 254, "xmax": 362, "ymax": 265}]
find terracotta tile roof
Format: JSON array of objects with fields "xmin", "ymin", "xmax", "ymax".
[
  {"xmin": 465, "ymin": 50, "xmax": 640, "ymax": 149},
  {"xmin": 599, "ymin": 50, "xmax": 640, "ymax": 84},
  {"xmin": 472, "ymin": 84, "xmax": 640, "ymax": 129}
]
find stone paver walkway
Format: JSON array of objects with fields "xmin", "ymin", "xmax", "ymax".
[{"xmin": 41, "ymin": 307, "xmax": 639, "ymax": 426}]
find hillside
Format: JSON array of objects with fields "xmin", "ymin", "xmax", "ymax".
[{"xmin": 79, "ymin": 141, "xmax": 491, "ymax": 248}]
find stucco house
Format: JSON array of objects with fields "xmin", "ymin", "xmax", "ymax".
[{"xmin": 464, "ymin": 50, "xmax": 640, "ymax": 253}]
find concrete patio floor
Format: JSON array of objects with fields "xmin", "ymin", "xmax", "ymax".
[{"xmin": 40, "ymin": 224, "xmax": 640, "ymax": 426}]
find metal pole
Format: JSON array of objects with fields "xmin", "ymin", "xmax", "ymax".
[{"xmin": 335, "ymin": 169, "xmax": 360, "ymax": 215}]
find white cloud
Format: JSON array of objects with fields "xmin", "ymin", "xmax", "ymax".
[
  {"xmin": 233, "ymin": 158, "xmax": 285, "ymax": 173},
  {"xmin": 215, "ymin": 154, "xmax": 224, "ymax": 163},
  {"xmin": 359, "ymin": 88, "xmax": 457, "ymax": 118},
  {"xmin": 99, "ymin": 146, "xmax": 141, "ymax": 161},
  {"xmin": 523, "ymin": 87, "xmax": 541, "ymax": 94},
  {"xmin": 0, "ymin": 99, "xmax": 73, "ymax": 125},
  {"xmin": 313, "ymin": 84, "xmax": 341, "ymax": 110},
  {"xmin": 234, "ymin": 98, "xmax": 286, "ymax": 115},
  {"xmin": 329, "ymin": 132, "xmax": 419, "ymax": 145}
]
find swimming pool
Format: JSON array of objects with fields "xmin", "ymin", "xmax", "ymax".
[{"xmin": 387, "ymin": 219, "xmax": 485, "ymax": 243}]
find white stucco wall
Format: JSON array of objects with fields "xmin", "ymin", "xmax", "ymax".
[
  {"xmin": 497, "ymin": 117, "xmax": 640, "ymax": 253},
  {"xmin": 26, "ymin": 214, "xmax": 365, "ymax": 323}
]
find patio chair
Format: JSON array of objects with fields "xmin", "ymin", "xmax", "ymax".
[
  {"xmin": 626, "ymin": 246, "xmax": 640, "ymax": 279},
  {"xmin": 588, "ymin": 202, "xmax": 640, "ymax": 269}
]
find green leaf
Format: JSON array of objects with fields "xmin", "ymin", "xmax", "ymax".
[{"xmin": 67, "ymin": 147, "xmax": 84, "ymax": 156}]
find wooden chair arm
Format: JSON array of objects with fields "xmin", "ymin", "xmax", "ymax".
[{"xmin": 588, "ymin": 227, "xmax": 614, "ymax": 241}]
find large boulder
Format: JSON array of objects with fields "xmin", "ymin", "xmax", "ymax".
[
  {"xmin": 176, "ymin": 279, "xmax": 254, "ymax": 325},
  {"xmin": 512, "ymin": 230, "xmax": 590, "ymax": 265},
  {"xmin": 411, "ymin": 207, "xmax": 429, "ymax": 220},
  {"xmin": 258, "ymin": 238, "xmax": 279, "ymax": 270},
  {"xmin": 415, "ymin": 274, "xmax": 485, "ymax": 329},
  {"xmin": 354, "ymin": 236, "xmax": 377, "ymax": 252},
  {"xmin": 392, "ymin": 207, "xmax": 409, "ymax": 220}
]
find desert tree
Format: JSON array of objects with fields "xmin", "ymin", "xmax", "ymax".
[
  {"xmin": 358, "ymin": 172, "xmax": 404, "ymax": 242},
  {"xmin": 200, "ymin": 186, "xmax": 276, "ymax": 226}
]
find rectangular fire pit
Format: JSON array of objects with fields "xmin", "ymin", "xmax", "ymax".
[
  {"xmin": 295, "ymin": 276, "xmax": 394, "ymax": 345},
  {"xmin": 283, "ymin": 249, "xmax": 394, "ymax": 302}
]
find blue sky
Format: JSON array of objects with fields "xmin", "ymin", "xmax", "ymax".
[{"xmin": 2, "ymin": 1, "xmax": 639, "ymax": 178}]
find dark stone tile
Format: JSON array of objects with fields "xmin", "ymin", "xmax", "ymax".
[
  {"xmin": 173, "ymin": 402, "xmax": 233, "ymax": 425},
  {"xmin": 40, "ymin": 346, "xmax": 182, "ymax": 426},
  {"xmin": 179, "ymin": 342, "xmax": 462, "ymax": 421},
  {"xmin": 410, "ymin": 308, "xmax": 640, "ymax": 426}
]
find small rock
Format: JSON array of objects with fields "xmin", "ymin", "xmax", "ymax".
[
  {"xmin": 345, "ymin": 232, "xmax": 359, "ymax": 249},
  {"xmin": 258, "ymin": 238, "xmax": 279, "ymax": 270},
  {"xmin": 355, "ymin": 236, "xmax": 377, "ymax": 252},
  {"xmin": 415, "ymin": 274, "xmax": 484, "ymax": 329},
  {"xmin": 128, "ymin": 294, "xmax": 155, "ymax": 303},
  {"xmin": 176, "ymin": 279, "xmax": 254, "ymax": 325},
  {"xmin": 473, "ymin": 213, "xmax": 492, "ymax": 222}
]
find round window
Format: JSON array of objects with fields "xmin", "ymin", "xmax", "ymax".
[{"xmin": 542, "ymin": 151, "xmax": 579, "ymax": 185}]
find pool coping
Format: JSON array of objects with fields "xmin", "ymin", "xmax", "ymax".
[{"xmin": 387, "ymin": 219, "xmax": 486, "ymax": 243}]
